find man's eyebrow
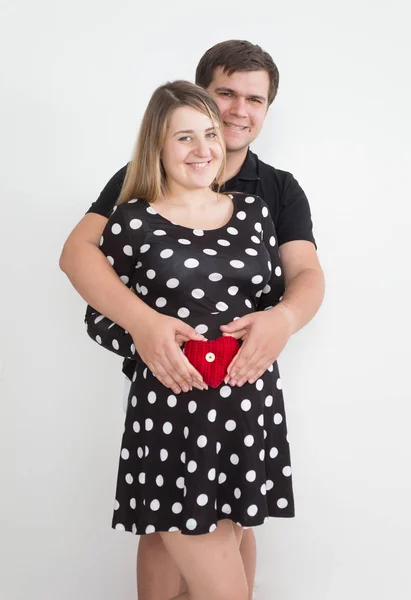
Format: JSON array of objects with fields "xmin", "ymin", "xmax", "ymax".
[
  {"xmin": 214, "ymin": 86, "xmax": 236, "ymax": 95},
  {"xmin": 173, "ymin": 126, "xmax": 217, "ymax": 136},
  {"xmin": 214, "ymin": 86, "xmax": 266, "ymax": 101}
]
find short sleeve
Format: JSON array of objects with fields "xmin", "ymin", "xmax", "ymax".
[
  {"xmin": 276, "ymin": 173, "xmax": 316, "ymax": 248},
  {"xmin": 86, "ymin": 165, "xmax": 128, "ymax": 218}
]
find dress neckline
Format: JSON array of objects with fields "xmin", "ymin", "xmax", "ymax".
[{"xmin": 142, "ymin": 194, "xmax": 238, "ymax": 234}]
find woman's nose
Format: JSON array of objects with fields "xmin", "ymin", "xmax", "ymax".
[{"xmin": 193, "ymin": 139, "xmax": 209, "ymax": 157}]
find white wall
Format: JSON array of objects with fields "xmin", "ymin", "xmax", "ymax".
[{"xmin": 1, "ymin": 1, "xmax": 410, "ymax": 598}]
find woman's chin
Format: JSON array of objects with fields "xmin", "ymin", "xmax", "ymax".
[{"xmin": 186, "ymin": 174, "xmax": 219, "ymax": 190}]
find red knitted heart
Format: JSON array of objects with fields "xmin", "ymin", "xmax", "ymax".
[{"xmin": 184, "ymin": 336, "xmax": 240, "ymax": 388}]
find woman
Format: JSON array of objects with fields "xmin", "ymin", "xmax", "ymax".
[{"xmin": 86, "ymin": 80, "xmax": 294, "ymax": 600}]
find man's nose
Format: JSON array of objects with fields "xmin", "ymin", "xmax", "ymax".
[{"xmin": 229, "ymin": 96, "xmax": 247, "ymax": 118}]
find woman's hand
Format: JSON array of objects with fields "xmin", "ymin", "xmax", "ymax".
[
  {"xmin": 220, "ymin": 307, "xmax": 293, "ymax": 386},
  {"xmin": 129, "ymin": 311, "xmax": 208, "ymax": 393}
]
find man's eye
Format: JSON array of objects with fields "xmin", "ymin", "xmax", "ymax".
[
  {"xmin": 249, "ymin": 98, "xmax": 261, "ymax": 104},
  {"xmin": 219, "ymin": 92, "xmax": 232, "ymax": 97}
]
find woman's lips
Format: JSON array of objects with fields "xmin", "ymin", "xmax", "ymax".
[{"xmin": 185, "ymin": 160, "xmax": 212, "ymax": 169}]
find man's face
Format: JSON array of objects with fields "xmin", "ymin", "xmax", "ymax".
[{"xmin": 206, "ymin": 67, "xmax": 270, "ymax": 153}]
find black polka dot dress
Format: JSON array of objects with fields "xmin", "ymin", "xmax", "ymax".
[{"xmin": 86, "ymin": 193, "xmax": 295, "ymax": 536}]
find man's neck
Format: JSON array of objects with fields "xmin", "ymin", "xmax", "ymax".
[{"xmin": 223, "ymin": 147, "xmax": 249, "ymax": 183}]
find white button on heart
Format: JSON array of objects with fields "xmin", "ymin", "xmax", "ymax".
[{"xmin": 205, "ymin": 352, "xmax": 215, "ymax": 363}]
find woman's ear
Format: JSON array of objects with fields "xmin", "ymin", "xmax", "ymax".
[{"xmin": 159, "ymin": 159, "xmax": 166, "ymax": 184}]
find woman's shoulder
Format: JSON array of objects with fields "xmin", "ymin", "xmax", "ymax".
[
  {"xmin": 228, "ymin": 192, "xmax": 269, "ymax": 214},
  {"xmin": 109, "ymin": 198, "xmax": 148, "ymax": 220}
]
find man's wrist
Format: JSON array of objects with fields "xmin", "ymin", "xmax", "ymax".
[
  {"xmin": 270, "ymin": 302, "xmax": 296, "ymax": 336},
  {"xmin": 124, "ymin": 296, "xmax": 156, "ymax": 337}
]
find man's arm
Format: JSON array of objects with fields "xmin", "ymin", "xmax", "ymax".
[
  {"xmin": 277, "ymin": 239, "xmax": 325, "ymax": 334},
  {"xmin": 272, "ymin": 171, "xmax": 324, "ymax": 332}
]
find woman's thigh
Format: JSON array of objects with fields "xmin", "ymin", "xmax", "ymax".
[
  {"xmin": 137, "ymin": 532, "xmax": 181, "ymax": 600},
  {"xmin": 178, "ymin": 521, "xmax": 245, "ymax": 595},
  {"xmin": 161, "ymin": 519, "xmax": 248, "ymax": 600},
  {"xmin": 233, "ymin": 521, "xmax": 244, "ymax": 546}
]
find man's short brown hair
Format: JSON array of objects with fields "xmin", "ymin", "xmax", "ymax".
[{"xmin": 195, "ymin": 40, "xmax": 279, "ymax": 105}]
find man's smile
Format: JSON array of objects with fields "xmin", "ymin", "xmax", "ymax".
[{"xmin": 223, "ymin": 121, "xmax": 250, "ymax": 131}]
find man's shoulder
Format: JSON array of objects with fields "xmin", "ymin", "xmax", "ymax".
[
  {"xmin": 252, "ymin": 151, "xmax": 296, "ymax": 189},
  {"xmin": 110, "ymin": 164, "xmax": 129, "ymax": 186},
  {"xmin": 98, "ymin": 163, "xmax": 129, "ymax": 190},
  {"xmin": 248, "ymin": 151, "xmax": 315, "ymax": 246},
  {"xmin": 250, "ymin": 151, "xmax": 309, "ymax": 216},
  {"xmin": 87, "ymin": 164, "xmax": 129, "ymax": 218}
]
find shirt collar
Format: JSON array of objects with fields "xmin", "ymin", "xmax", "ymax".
[{"xmin": 235, "ymin": 148, "xmax": 260, "ymax": 181}]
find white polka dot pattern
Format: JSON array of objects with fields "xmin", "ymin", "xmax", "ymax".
[{"xmin": 85, "ymin": 193, "xmax": 293, "ymax": 535}]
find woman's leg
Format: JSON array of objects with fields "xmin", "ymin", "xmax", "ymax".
[
  {"xmin": 136, "ymin": 524, "xmax": 256, "ymax": 599},
  {"xmin": 240, "ymin": 529, "xmax": 257, "ymax": 600},
  {"xmin": 137, "ymin": 532, "xmax": 181, "ymax": 600},
  {"xmin": 161, "ymin": 519, "xmax": 248, "ymax": 600},
  {"xmin": 176, "ymin": 521, "xmax": 246, "ymax": 596},
  {"xmin": 176, "ymin": 526, "xmax": 256, "ymax": 599}
]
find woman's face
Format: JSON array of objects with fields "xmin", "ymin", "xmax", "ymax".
[{"xmin": 161, "ymin": 105, "xmax": 224, "ymax": 193}]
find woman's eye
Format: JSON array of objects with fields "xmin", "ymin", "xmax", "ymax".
[
  {"xmin": 178, "ymin": 136, "xmax": 192, "ymax": 142},
  {"xmin": 206, "ymin": 132, "xmax": 217, "ymax": 139}
]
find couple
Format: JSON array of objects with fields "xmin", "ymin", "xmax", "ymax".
[{"xmin": 60, "ymin": 40, "xmax": 324, "ymax": 600}]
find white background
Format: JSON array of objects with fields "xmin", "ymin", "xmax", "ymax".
[{"xmin": 1, "ymin": 1, "xmax": 411, "ymax": 599}]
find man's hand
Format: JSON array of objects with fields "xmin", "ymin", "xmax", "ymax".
[
  {"xmin": 129, "ymin": 311, "xmax": 208, "ymax": 394},
  {"xmin": 220, "ymin": 306, "xmax": 293, "ymax": 386}
]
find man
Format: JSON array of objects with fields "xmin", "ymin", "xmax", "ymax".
[{"xmin": 60, "ymin": 40, "xmax": 324, "ymax": 600}]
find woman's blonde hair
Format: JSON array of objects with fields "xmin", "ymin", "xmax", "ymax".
[{"xmin": 117, "ymin": 80, "xmax": 226, "ymax": 205}]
